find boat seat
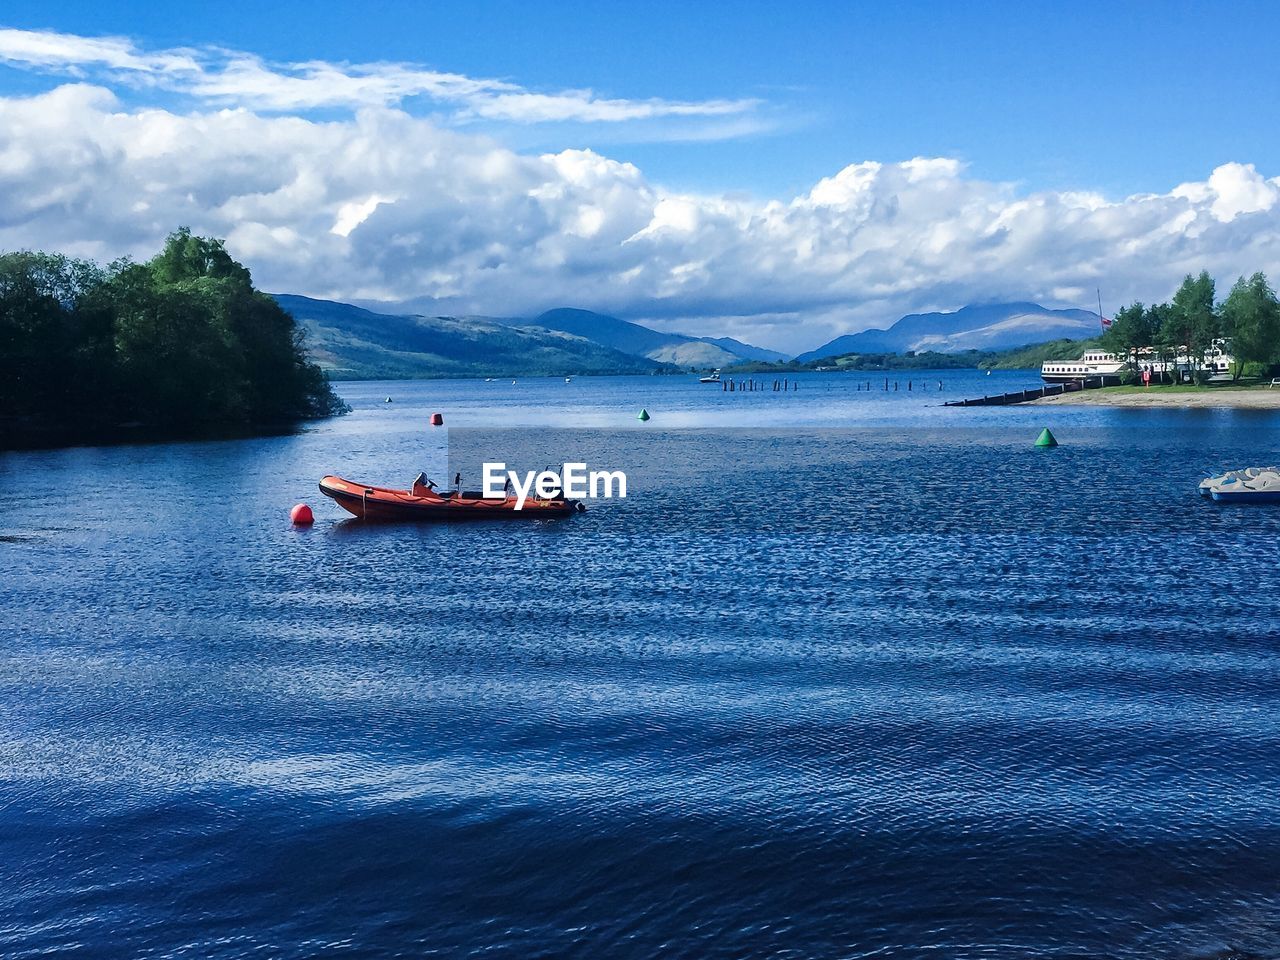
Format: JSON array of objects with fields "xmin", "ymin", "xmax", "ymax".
[{"xmin": 410, "ymin": 472, "xmax": 437, "ymax": 498}]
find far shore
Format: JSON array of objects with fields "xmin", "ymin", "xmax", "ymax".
[{"xmin": 1032, "ymin": 387, "xmax": 1280, "ymax": 408}]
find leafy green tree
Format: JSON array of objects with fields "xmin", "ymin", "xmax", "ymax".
[
  {"xmin": 1221, "ymin": 272, "xmax": 1280, "ymax": 378},
  {"xmin": 1162, "ymin": 271, "xmax": 1219, "ymax": 372},
  {"xmin": 149, "ymin": 227, "xmax": 252, "ymax": 287},
  {"xmin": 1, "ymin": 227, "xmax": 345, "ymax": 446},
  {"xmin": 0, "ymin": 252, "xmax": 111, "ymax": 422},
  {"xmin": 1100, "ymin": 301, "xmax": 1154, "ymax": 361},
  {"xmin": 109, "ymin": 261, "xmax": 246, "ymax": 425},
  {"xmin": 1127, "ymin": 302, "xmax": 1175, "ymax": 382}
]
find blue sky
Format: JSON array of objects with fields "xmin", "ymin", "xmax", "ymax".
[
  {"xmin": 2, "ymin": 2, "xmax": 1279, "ymax": 350},
  {"xmin": 7, "ymin": 0, "xmax": 1276, "ymax": 198}
]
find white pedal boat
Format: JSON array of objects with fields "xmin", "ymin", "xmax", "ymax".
[{"xmin": 1204, "ymin": 467, "xmax": 1280, "ymax": 503}]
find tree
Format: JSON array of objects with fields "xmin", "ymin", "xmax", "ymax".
[
  {"xmin": 1133, "ymin": 302, "xmax": 1173, "ymax": 381},
  {"xmin": 1221, "ymin": 272, "xmax": 1280, "ymax": 378},
  {"xmin": 108, "ymin": 261, "xmax": 247, "ymax": 425},
  {"xmin": 1, "ymin": 228, "xmax": 345, "ymax": 446},
  {"xmin": 1100, "ymin": 301, "xmax": 1153, "ymax": 362},
  {"xmin": 0, "ymin": 251, "xmax": 110, "ymax": 422},
  {"xmin": 148, "ymin": 227, "xmax": 252, "ymax": 287},
  {"xmin": 1162, "ymin": 271, "xmax": 1219, "ymax": 374},
  {"xmin": 106, "ymin": 229, "xmax": 346, "ymax": 425}
]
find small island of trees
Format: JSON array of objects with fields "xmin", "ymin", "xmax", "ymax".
[
  {"xmin": 1, "ymin": 229, "xmax": 346, "ymax": 448},
  {"xmin": 1100, "ymin": 270, "xmax": 1280, "ymax": 381}
]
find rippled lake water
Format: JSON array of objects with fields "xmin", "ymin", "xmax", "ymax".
[{"xmin": 3, "ymin": 370, "xmax": 1280, "ymax": 959}]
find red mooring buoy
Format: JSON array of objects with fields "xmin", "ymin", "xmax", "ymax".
[
  {"xmin": 290, "ymin": 503, "xmax": 314, "ymax": 525},
  {"xmin": 430, "ymin": 412, "xmax": 444, "ymax": 426}
]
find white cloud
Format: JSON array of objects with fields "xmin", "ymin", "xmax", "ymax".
[
  {"xmin": 0, "ymin": 27, "xmax": 759, "ymax": 129},
  {"xmin": 1, "ymin": 74, "xmax": 1280, "ymax": 351},
  {"xmin": 0, "ymin": 27, "xmax": 199, "ymax": 75},
  {"xmin": 1191, "ymin": 162, "xmax": 1277, "ymax": 222},
  {"xmin": 331, "ymin": 194, "xmax": 395, "ymax": 237},
  {"xmin": 464, "ymin": 90, "xmax": 758, "ymax": 124}
]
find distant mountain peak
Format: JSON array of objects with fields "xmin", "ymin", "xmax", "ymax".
[
  {"xmin": 511, "ymin": 307, "xmax": 786, "ymax": 366},
  {"xmin": 795, "ymin": 302, "xmax": 1100, "ymax": 363}
]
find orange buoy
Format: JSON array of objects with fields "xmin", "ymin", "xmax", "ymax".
[
  {"xmin": 290, "ymin": 503, "xmax": 314, "ymax": 525},
  {"xmin": 430, "ymin": 412, "xmax": 444, "ymax": 426}
]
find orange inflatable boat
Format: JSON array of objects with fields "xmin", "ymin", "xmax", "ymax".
[{"xmin": 318, "ymin": 475, "xmax": 584, "ymax": 521}]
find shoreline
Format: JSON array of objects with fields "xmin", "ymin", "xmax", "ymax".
[
  {"xmin": 0, "ymin": 418, "xmax": 316, "ymax": 453},
  {"xmin": 1031, "ymin": 389, "xmax": 1280, "ymax": 408}
]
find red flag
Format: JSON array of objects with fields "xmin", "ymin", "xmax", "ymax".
[{"xmin": 1101, "ymin": 315, "xmax": 1113, "ymax": 329}]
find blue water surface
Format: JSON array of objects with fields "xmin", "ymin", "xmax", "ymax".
[{"xmin": 3, "ymin": 370, "xmax": 1280, "ymax": 959}]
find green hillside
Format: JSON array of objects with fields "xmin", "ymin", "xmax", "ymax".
[
  {"xmin": 275, "ymin": 295, "xmax": 666, "ymax": 379},
  {"xmin": 646, "ymin": 340, "xmax": 743, "ymax": 367},
  {"xmin": 506, "ymin": 307, "xmax": 786, "ymax": 366},
  {"xmin": 981, "ymin": 337, "xmax": 1103, "ymax": 369}
]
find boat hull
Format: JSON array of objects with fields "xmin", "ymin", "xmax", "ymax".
[
  {"xmin": 1040, "ymin": 373, "xmax": 1124, "ymax": 385},
  {"xmin": 318, "ymin": 476, "xmax": 582, "ymax": 521},
  {"xmin": 1210, "ymin": 488, "xmax": 1280, "ymax": 503}
]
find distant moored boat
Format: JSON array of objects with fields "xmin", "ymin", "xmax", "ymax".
[{"xmin": 1041, "ymin": 350, "xmax": 1126, "ymax": 384}]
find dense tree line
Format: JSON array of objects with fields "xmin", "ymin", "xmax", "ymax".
[
  {"xmin": 1101, "ymin": 270, "xmax": 1280, "ymax": 380},
  {"xmin": 0, "ymin": 229, "xmax": 346, "ymax": 446}
]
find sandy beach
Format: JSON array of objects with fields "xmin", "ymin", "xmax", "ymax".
[{"xmin": 1032, "ymin": 389, "xmax": 1280, "ymax": 408}]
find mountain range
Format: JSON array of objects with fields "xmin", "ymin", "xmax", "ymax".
[
  {"xmin": 275, "ymin": 295, "xmax": 662, "ymax": 379},
  {"xmin": 795, "ymin": 302, "xmax": 1101, "ymax": 363},
  {"xmin": 277, "ymin": 296, "xmax": 787, "ymax": 379},
  {"xmin": 489, "ymin": 307, "xmax": 788, "ymax": 367},
  {"xmin": 274, "ymin": 295, "xmax": 1102, "ymax": 379}
]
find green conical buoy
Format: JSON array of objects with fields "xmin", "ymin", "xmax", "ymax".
[
  {"xmin": 637, "ymin": 408, "xmax": 651, "ymax": 422},
  {"xmin": 1035, "ymin": 427, "xmax": 1058, "ymax": 448}
]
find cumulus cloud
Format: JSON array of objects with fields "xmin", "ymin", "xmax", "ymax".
[{"xmin": 1, "ymin": 53, "xmax": 1280, "ymax": 350}]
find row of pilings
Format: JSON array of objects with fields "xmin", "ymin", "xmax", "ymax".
[
  {"xmin": 854, "ymin": 379, "xmax": 945, "ymax": 391},
  {"xmin": 721, "ymin": 377, "xmax": 945, "ymax": 392},
  {"xmin": 722, "ymin": 378, "xmax": 800, "ymax": 392}
]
